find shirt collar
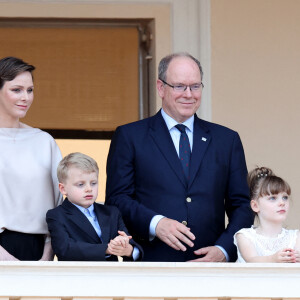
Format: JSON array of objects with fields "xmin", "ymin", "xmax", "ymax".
[
  {"xmin": 161, "ymin": 108, "xmax": 194, "ymax": 133},
  {"xmin": 72, "ymin": 202, "xmax": 95, "ymax": 214}
]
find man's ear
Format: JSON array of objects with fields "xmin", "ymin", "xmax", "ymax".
[
  {"xmin": 59, "ymin": 183, "xmax": 67, "ymax": 196},
  {"xmin": 157, "ymin": 79, "xmax": 165, "ymax": 98},
  {"xmin": 250, "ymin": 199, "xmax": 259, "ymax": 213}
]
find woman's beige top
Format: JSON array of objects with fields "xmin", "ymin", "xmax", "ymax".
[{"xmin": 0, "ymin": 128, "xmax": 63, "ymax": 239}]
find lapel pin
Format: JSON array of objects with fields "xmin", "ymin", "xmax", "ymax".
[{"xmin": 202, "ymin": 137, "xmax": 207, "ymax": 142}]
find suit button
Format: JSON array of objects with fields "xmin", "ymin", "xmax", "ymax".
[
  {"xmin": 186, "ymin": 197, "xmax": 192, "ymax": 203},
  {"xmin": 182, "ymin": 221, "xmax": 188, "ymax": 226}
]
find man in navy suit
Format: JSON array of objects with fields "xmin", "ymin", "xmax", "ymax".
[{"xmin": 105, "ymin": 52, "xmax": 253, "ymax": 262}]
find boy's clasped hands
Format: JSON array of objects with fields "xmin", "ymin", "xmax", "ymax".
[{"xmin": 106, "ymin": 230, "xmax": 133, "ymax": 257}]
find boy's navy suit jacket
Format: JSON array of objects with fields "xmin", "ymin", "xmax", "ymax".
[
  {"xmin": 105, "ymin": 111, "xmax": 253, "ymax": 262},
  {"xmin": 46, "ymin": 198, "xmax": 143, "ymax": 261}
]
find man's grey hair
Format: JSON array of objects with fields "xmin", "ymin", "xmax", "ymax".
[{"xmin": 158, "ymin": 52, "xmax": 203, "ymax": 81}]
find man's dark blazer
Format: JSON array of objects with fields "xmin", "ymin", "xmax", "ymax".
[
  {"xmin": 105, "ymin": 111, "xmax": 253, "ymax": 262},
  {"xmin": 46, "ymin": 199, "xmax": 143, "ymax": 261}
]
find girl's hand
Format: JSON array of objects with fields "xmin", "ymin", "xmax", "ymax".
[
  {"xmin": 294, "ymin": 250, "xmax": 300, "ymax": 262},
  {"xmin": 272, "ymin": 248, "xmax": 298, "ymax": 263}
]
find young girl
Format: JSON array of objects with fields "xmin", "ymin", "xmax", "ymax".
[{"xmin": 234, "ymin": 167, "xmax": 300, "ymax": 263}]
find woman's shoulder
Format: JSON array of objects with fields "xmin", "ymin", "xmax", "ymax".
[
  {"xmin": 19, "ymin": 124, "xmax": 56, "ymax": 142},
  {"xmin": 36, "ymin": 129, "xmax": 56, "ymax": 141},
  {"xmin": 17, "ymin": 126, "xmax": 60, "ymax": 154}
]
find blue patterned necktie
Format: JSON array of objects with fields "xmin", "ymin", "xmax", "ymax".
[{"xmin": 175, "ymin": 124, "xmax": 191, "ymax": 181}]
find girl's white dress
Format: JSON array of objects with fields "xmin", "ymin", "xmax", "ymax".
[{"xmin": 234, "ymin": 226, "xmax": 299, "ymax": 262}]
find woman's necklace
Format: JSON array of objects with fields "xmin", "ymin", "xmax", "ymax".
[{"xmin": 0, "ymin": 124, "xmax": 21, "ymax": 143}]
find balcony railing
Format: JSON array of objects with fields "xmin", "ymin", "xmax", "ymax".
[{"xmin": 1, "ymin": 261, "xmax": 300, "ymax": 299}]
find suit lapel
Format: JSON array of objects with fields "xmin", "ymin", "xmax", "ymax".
[
  {"xmin": 94, "ymin": 204, "xmax": 111, "ymax": 243},
  {"xmin": 62, "ymin": 199, "xmax": 101, "ymax": 243},
  {"xmin": 149, "ymin": 111, "xmax": 186, "ymax": 187},
  {"xmin": 188, "ymin": 116, "xmax": 211, "ymax": 188}
]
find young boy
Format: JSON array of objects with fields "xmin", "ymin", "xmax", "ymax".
[{"xmin": 46, "ymin": 152, "xmax": 142, "ymax": 261}]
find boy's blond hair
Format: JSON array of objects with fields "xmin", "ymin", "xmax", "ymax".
[{"xmin": 57, "ymin": 152, "xmax": 99, "ymax": 183}]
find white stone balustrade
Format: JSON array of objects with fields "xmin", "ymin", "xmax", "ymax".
[{"xmin": 1, "ymin": 261, "xmax": 300, "ymax": 299}]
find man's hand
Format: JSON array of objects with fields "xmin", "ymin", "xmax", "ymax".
[
  {"xmin": 155, "ymin": 217, "xmax": 195, "ymax": 251},
  {"xmin": 189, "ymin": 246, "xmax": 226, "ymax": 262}
]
